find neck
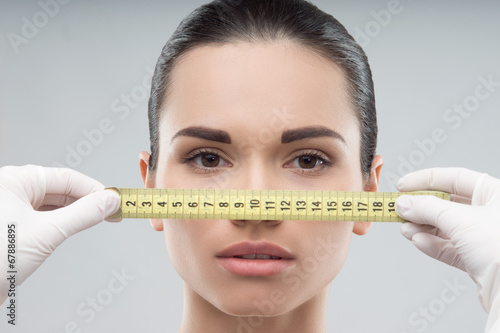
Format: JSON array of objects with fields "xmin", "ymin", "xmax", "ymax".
[{"xmin": 177, "ymin": 283, "xmax": 329, "ymax": 333}]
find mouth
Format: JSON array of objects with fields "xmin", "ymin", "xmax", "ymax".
[
  {"xmin": 232, "ymin": 254, "xmax": 283, "ymax": 260},
  {"xmin": 216, "ymin": 241, "xmax": 295, "ymax": 276}
]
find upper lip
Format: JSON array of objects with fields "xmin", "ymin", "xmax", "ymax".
[{"xmin": 216, "ymin": 241, "xmax": 294, "ymax": 259}]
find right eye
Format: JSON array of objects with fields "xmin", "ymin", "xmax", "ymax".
[
  {"xmin": 182, "ymin": 149, "xmax": 232, "ymax": 173},
  {"xmin": 192, "ymin": 153, "xmax": 223, "ymax": 168}
]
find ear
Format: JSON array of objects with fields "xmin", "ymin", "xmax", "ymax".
[
  {"xmin": 139, "ymin": 151, "xmax": 164, "ymax": 231},
  {"xmin": 353, "ymin": 155, "xmax": 384, "ymax": 236}
]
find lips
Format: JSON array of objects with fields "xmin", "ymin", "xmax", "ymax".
[
  {"xmin": 216, "ymin": 241, "xmax": 295, "ymax": 276},
  {"xmin": 216, "ymin": 241, "xmax": 295, "ymax": 260},
  {"xmin": 234, "ymin": 254, "xmax": 282, "ymax": 259}
]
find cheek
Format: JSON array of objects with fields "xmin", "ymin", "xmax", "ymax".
[
  {"xmin": 162, "ymin": 220, "xmax": 223, "ymax": 289},
  {"xmin": 298, "ymin": 221, "xmax": 354, "ymax": 286},
  {"xmin": 162, "ymin": 220, "xmax": 207, "ymax": 277}
]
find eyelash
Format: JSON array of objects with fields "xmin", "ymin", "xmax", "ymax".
[
  {"xmin": 287, "ymin": 149, "xmax": 333, "ymax": 175},
  {"xmin": 181, "ymin": 148, "xmax": 333, "ymax": 175},
  {"xmin": 181, "ymin": 148, "xmax": 231, "ymax": 174}
]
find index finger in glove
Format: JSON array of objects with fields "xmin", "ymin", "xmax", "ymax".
[
  {"xmin": 39, "ymin": 167, "xmax": 105, "ymax": 209},
  {"xmin": 397, "ymin": 167, "xmax": 485, "ymax": 200},
  {"xmin": 47, "ymin": 189, "xmax": 121, "ymax": 239},
  {"xmin": 0, "ymin": 165, "xmax": 106, "ymax": 210},
  {"xmin": 396, "ymin": 194, "xmax": 474, "ymax": 236}
]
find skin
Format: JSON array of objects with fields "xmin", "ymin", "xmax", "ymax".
[{"xmin": 139, "ymin": 41, "xmax": 383, "ymax": 333}]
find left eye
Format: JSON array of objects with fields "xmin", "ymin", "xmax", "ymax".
[
  {"xmin": 293, "ymin": 155, "xmax": 324, "ymax": 169},
  {"xmin": 193, "ymin": 153, "xmax": 224, "ymax": 168}
]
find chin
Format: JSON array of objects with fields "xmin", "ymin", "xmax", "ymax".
[
  {"xmin": 211, "ymin": 287, "xmax": 292, "ymax": 317},
  {"xmin": 217, "ymin": 302, "xmax": 290, "ymax": 318}
]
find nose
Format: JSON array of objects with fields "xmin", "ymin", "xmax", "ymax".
[
  {"xmin": 232, "ymin": 217, "xmax": 282, "ymax": 228},
  {"xmin": 229, "ymin": 158, "xmax": 283, "ymax": 227}
]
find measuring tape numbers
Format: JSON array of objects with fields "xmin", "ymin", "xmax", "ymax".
[{"xmin": 106, "ymin": 188, "xmax": 449, "ymax": 222}]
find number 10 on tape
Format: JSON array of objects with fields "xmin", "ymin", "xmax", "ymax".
[{"xmin": 106, "ymin": 188, "xmax": 449, "ymax": 222}]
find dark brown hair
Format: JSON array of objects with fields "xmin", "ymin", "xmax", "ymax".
[{"xmin": 148, "ymin": 0, "xmax": 377, "ymax": 179}]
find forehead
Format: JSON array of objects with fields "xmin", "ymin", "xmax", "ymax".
[{"xmin": 161, "ymin": 41, "xmax": 359, "ymax": 144}]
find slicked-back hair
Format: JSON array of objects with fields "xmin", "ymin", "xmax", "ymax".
[{"xmin": 147, "ymin": 0, "xmax": 377, "ymax": 180}]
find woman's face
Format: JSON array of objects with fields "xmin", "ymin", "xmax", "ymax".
[{"xmin": 140, "ymin": 41, "xmax": 382, "ymax": 316}]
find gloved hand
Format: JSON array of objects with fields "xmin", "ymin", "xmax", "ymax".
[
  {"xmin": 0, "ymin": 165, "xmax": 121, "ymax": 304},
  {"xmin": 395, "ymin": 167, "xmax": 500, "ymax": 333}
]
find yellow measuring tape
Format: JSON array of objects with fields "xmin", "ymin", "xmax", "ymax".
[{"xmin": 107, "ymin": 188, "xmax": 449, "ymax": 222}]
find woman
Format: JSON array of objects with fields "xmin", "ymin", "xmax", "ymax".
[
  {"xmin": 0, "ymin": 1, "xmax": 499, "ymax": 332},
  {"xmin": 139, "ymin": 0, "xmax": 381, "ymax": 331}
]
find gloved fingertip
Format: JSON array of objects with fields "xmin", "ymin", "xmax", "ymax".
[
  {"xmin": 103, "ymin": 190, "xmax": 121, "ymax": 218},
  {"xmin": 395, "ymin": 195, "xmax": 413, "ymax": 218},
  {"xmin": 411, "ymin": 232, "xmax": 425, "ymax": 246},
  {"xmin": 400, "ymin": 222, "xmax": 413, "ymax": 239},
  {"xmin": 396, "ymin": 173, "xmax": 410, "ymax": 190}
]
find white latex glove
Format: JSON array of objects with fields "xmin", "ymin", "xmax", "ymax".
[
  {"xmin": 0, "ymin": 165, "xmax": 121, "ymax": 304},
  {"xmin": 395, "ymin": 167, "xmax": 500, "ymax": 333}
]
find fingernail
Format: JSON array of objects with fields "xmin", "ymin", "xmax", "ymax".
[
  {"xmin": 104, "ymin": 190, "xmax": 121, "ymax": 217},
  {"xmin": 395, "ymin": 195, "xmax": 412, "ymax": 217},
  {"xmin": 396, "ymin": 174, "xmax": 408, "ymax": 190},
  {"xmin": 400, "ymin": 222, "xmax": 412, "ymax": 239},
  {"xmin": 400, "ymin": 222, "xmax": 410, "ymax": 233},
  {"xmin": 411, "ymin": 232, "xmax": 424, "ymax": 246}
]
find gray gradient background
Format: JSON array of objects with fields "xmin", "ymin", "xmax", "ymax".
[{"xmin": 1, "ymin": 0, "xmax": 499, "ymax": 332}]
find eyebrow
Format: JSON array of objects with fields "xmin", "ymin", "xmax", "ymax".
[
  {"xmin": 170, "ymin": 125, "xmax": 346, "ymax": 145},
  {"xmin": 171, "ymin": 126, "xmax": 231, "ymax": 144},
  {"xmin": 281, "ymin": 126, "xmax": 346, "ymax": 145}
]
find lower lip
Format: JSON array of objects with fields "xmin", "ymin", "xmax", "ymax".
[{"xmin": 216, "ymin": 257, "xmax": 295, "ymax": 276}]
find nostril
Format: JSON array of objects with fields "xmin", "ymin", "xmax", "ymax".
[{"xmin": 231, "ymin": 219, "xmax": 283, "ymax": 226}]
